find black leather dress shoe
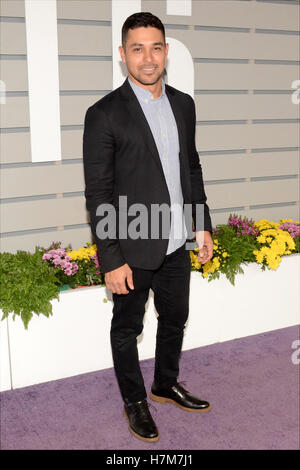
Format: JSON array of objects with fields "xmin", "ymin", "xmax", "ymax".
[
  {"xmin": 123, "ymin": 399, "xmax": 160, "ymax": 442},
  {"xmin": 150, "ymin": 381, "xmax": 212, "ymax": 413}
]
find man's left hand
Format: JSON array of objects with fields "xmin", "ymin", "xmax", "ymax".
[{"xmin": 195, "ymin": 230, "xmax": 214, "ymax": 264}]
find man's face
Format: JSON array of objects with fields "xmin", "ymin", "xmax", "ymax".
[{"xmin": 119, "ymin": 26, "xmax": 169, "ymax": 86}]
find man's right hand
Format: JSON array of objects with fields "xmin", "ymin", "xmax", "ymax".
[{"xmin": 104, "ymin": 263, "xmax": 134, "ymax": 295}]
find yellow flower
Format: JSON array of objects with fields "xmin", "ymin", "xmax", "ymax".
[
  {"xmin": 253, "ymin": 250, "xmax": 264, "ymax": 263},
  {"xmin": 189, "ymin": 251, "xmax": 201, "ymax": 270},
  {"xmin": 266, "ymin": 253, "xmax": 281, "ymax": 270},
  {"xmin": 194, "ymin": 260, "xmax": 202, "ymax": 270},
  {"xmin": 257, "ymin": 235, "xmax": 266, "ymax": 243},
  {"xmin": 277, "ymin": 241, "xmax": 286, "ymax": 252},
  {"xmin": 261, "ymin": 229, "xmax": 277, "ymax": 237},
  {"xmin": 254, "ymin": 219, "xmax": 280, "ymax": 231},
  {"xmin": 67, "ymin": 243, "xmax": 98, "ymax": 261},
  {"xmin": 202, "ymin": 260, "xmax": 214, "ymax": 273},
  {"xmin": 252, "ymin": 217, "xmax": 297, "ymax": 267},
  {"xmin": 285, "ymin": 235, "xmax": 296, "ymax": 251}
]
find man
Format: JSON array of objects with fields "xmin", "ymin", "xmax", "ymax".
[{"xmin": 83, "ymin": 12, "xmax": 214, "ymax": 443}]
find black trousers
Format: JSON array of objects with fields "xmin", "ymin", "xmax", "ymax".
[{"xmin": 110, "ymin": 243, "xmax": 191, "ymax": 404}]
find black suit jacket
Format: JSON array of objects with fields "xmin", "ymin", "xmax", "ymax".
[{"xmin": 83, "ymin": 76, "xmax": 212, "ymax": 273}]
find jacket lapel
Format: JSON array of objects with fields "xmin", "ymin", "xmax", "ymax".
[
  {"xmin": 120, "ymin": 77, "xmax": 188, "ymax": 182},
  {"xmin": 120, "ymin": 77, "xmax": 165, "ymax": 180}
]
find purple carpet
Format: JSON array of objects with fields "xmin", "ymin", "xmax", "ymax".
[{"xmin": 1, "ymin": 325, "xmax": 299, "ymax": 450}]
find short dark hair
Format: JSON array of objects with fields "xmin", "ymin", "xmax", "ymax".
[{"xmin": 121, "ymin": 12, "xmax": 165, "ymax": 48}]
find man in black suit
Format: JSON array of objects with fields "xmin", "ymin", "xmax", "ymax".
[{"xmin": 83, "ymin": 12, "xmax": 214, "ymax": 443}]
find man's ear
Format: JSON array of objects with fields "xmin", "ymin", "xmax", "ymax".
[
  {"xmin": 119, "ymin": 45, "xmax": 125, "ymax": 63},
  {"xmin": 165, "ymin": 42, "xmax": 169, "ymax": 56}
]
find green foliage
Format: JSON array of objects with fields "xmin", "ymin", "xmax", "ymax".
[
  {"xmin": 0, "ymin": 248, "xmax": 60, "ymax": 329},
  {"xmin": 65, "ymin": 258, "xmax": 104, "ymax": 288},
  {"xmin": 216, "ymin": 223, "xmax": 259, "ymax": 261},
  {"xmin": 214, "ymin": 223, "xmax": 260, "ymax": 285},
  {"xmin": 207, "ymin": 223, "xmax": 260, "ymax": 285}
]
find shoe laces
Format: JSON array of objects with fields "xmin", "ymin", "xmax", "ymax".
[
  {"xmin": 126, "ymin": 399, "xmax": 157, "ymax": 417},
  {"xmin": 138, "ymin": 401, "xmax": 157, "ymax": 425}
]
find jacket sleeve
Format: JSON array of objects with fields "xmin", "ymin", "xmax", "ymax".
[
  {"xmin": 83, "ymin": 104, "xmax": 126, "ymax": 273},
  {"xmin": 187, "ymin": 95, "xmax": 213, "ymax": 235}
]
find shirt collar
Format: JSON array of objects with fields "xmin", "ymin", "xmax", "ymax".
[{"xmin": 128, "ymin": 76, "xmax": 166, "ymax": 103}]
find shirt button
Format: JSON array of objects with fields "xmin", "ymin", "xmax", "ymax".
[
  {"xmin": 145, "ymin": 99, "xmax": 148, "ymax": 104},
  {"xmin": 162, "ymin": 133, "xmax": 166, "ymax": 137}
]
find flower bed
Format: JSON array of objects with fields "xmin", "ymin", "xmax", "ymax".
[
  {"xmin": 0, "ymin": 214, "xmax": 299, "ymax": 329},
  {"xmin": 190, "ymin": 215, "xmax": 299, "ymax": 282},
  {"xmin": 1, "ymin": 251, "xmax": 299, "ymax": 391}
]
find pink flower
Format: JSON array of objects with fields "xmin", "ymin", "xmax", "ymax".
[
  {"xmin": 92, "ymin": 254, "xmax": 100, "ymax": 268},
  {"xmin": 53, "ymin": 257, "xmax": 61, "ymax": 266},
  {"xmin": 60, "ymin": 260, "xmax": 69, "ymax": 269},
  {"xmin": 72, "ymin": 263, "xmax": 79, "ymax": 274},
  {"xmin": 279, "ymin": 222, "xmax": 300, "ymax": 238},
  {"xmin": 228, "ymin": 214, "xmax": 258, "ymax": 236},
  {"xmin": 42, "ymin": 244, "xmax": 78, "ymax": 276}
]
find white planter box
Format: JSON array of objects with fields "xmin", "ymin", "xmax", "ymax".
[
  {"xmin": 1, "ymin": 254, "xmax": 299, "ymax": 392},
  {"xmin": 0, "ymin": 318, "xmax": 11, "ymax": 391}
]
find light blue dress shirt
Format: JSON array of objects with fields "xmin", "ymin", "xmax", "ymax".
[{"xmin": 128, "ymin": 76, "xmax": 187, "ymax": 255}]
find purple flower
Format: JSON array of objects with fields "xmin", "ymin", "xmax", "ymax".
[
  {"xmin": 72, "ymin": 263, "xmax": 79, "ymax": 274},
  {"xmin": 92, "ymin": 254, "xmax": 100, "ymax": 268},
  {"xmin": 279, "ymin": 222, "xmax": 300, "ymax": 238},
  {"xmin": 42, "ymin": 243, "xmax": 78, "ymax": 277},
  {"xmin": 60, "ymin": 260, "xmax": 69, "ymax": 269},
  {"xmin": 228, "ymin": 214, "xmax": 258, "ymax": 237},
  {"xmin": 53, "ymin": 257, "xmax": 61, "ymax": 266}
]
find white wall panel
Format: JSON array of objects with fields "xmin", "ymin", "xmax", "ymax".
[
  {"xmin": 25, "ymin": 0, "xmax": 61, "ymax": 162},
  {"xmin": 1, "ymin": 197, "xmax": 88, "ymax": 232},
  {"xmin": 57, "ymin": 0, "xmax": 111, "ymax": 21}
]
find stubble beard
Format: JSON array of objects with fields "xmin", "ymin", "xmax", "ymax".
[{"xmin": 129, "ymin": 66, "xmax": 164, "ymax": 87}]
